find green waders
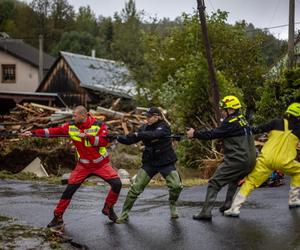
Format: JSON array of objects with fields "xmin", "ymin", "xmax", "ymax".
[
  {"xmin": 116, "ymin": 169, "xmax": 182, "ymax": 223},
  {"xmin": 165, "ymin": 170, "xmax": 183, "ymax": 218},
  {"xmin": 116, "ymin": 169, "xmax": 151, "ymax": 223}
]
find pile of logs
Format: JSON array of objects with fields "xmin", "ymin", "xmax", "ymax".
[{"xmin": 0, "ymin": 102, "xmax": 148, "ymax": 136}]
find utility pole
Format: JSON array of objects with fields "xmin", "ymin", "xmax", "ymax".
[
  {"xmin": 288, "ymin": 0, "xmax": 295, "ymax": 68},
  {"xmin": 196, "ymin": 0, "xmax": 220, "ymax": 123},
  {"xmin": 38, "ymin": 34, "xmax": 44, "ymax": 83}
]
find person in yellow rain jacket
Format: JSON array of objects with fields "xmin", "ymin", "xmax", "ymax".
[{"xmin": 225, "ymin": 102, "xmax": 300, "ymax": 217}]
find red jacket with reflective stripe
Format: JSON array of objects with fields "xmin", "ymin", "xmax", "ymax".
[{"xmin": 32, "ymin": 115, "xmax": 109, "ymax": 165}]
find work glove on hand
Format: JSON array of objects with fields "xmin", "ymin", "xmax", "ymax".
[
  {"xmin": 172, "ymin": 135, "xmax": 182, "ymax": 141},
  {"xmin": 106, "ymin": 134, "xmax": 118, "ymax": 142},
  {"xmin": 127, "ymin": 132, "xmax": 139, "ymax": 139}
]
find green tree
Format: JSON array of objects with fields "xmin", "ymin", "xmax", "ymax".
[
  {"xmin": 206, "ymin": 12, "xmax": 267, "ymax": 119},
  {"xmin": 51, "ymin": 31, "xmax": 97, "ymax": 56},
  {"xmin": 48, "ymin": 0, "xmax": 75, "ymax": 51},
  {"xmin": 244, "ymin": 22, "xmax": 287, "ymax": 67},
  {"xmin": 0, "ymin": 0, "xmax": 16, "ymax": 31},
  {"xmin": 29, "ymin": 0, "xmax": 52, "ymax": 35},
  {"xmin": 255, "ymin": 67, "xmax": 300, "ymax": 123},
  {"xmin": 95, "ymin": 16, "xmax": 114, "ymax": 58},
  {"xmin": 111, "ymin": 0, "xmax": 144, "ymax": 65},
  {"xmin": 75, "ymin": 6, "xmax": 97, "ymax": 36},
  {"xmin": 0, "ymin": 0, "xmax": 37, "ymax": 47},
  {"xmin": 111, "ymin": 0, "xmax": 149, "ymax": 94}
]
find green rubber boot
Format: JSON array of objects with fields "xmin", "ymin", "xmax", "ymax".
[
  {"xmin": 170, "ymin": 201, "xmax": 179, "ymax": 219},
  {"xmin": 165, "ymin": 171, "xmax": 183, "ymax": 219},
  {"xmin": 116, "ymin": 211, "xmax": 129, "ymax": 224},
  {"xmin": 116, "ymin": 169, "xmax": 151, "ymax": 224}
]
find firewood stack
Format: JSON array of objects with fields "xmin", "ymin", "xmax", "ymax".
[{"xmin": 0, "ymin": 102, "xmax": 148, "ymax": 138}]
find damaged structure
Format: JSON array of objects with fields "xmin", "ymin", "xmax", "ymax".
[{"xmin": 37, "ymin": 51, "xmax": 135, "ymax": 107}]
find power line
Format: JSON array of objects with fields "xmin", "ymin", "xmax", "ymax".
[
  {"xmin": 246, "ymin": 21, "xmax": 300, "ymax": 33},
  {"xmin": 207, "ymin": 0, "xmax": 215, "ymax": 12},
  {"xmin": 268, "ymin": 0, "xmax": 281, "ymax": 27}
]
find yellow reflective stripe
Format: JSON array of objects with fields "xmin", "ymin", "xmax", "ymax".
[
  {"xmin": 69, "ymin": 125, "xmax": 81, "ymax": 141},
  {"xmin": 229, "ymin": 115, "xmax": 248, "ymax": 126},
  {"xmin": 238, "ymin": 117, "xmax": 247, "ymax": 126},
  {"xmin": 99, "ymin": 147, "xmax": 107, "ymax": 155},
  {"xmin": 229, "ymin": 117, "xmax": 237, "ymax": 123}
]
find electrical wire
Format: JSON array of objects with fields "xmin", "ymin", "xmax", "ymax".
[
  {"xmin": 246, "ymin": 21, "xmax": 300, "ymax": 33},
  {"xmin": 207, "ymin": 0, "xmax": 215, "ymax": 12},
  {"xmin": 269, "ymin": 0, "xmax": 281, "ymax": 27}
]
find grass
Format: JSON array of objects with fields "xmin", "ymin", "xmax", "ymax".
[
  {"xmin": 0, "ymin": 215, "xmax": 10, "ymax": 221},
  {"xmin": 0, "ymin": 170, "xmax": 61, "ymax": 184}
]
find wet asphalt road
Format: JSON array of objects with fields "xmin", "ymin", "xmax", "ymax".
[{"xmin": 0, "ymin": 179, "xmax": 300, "ymax": 250}]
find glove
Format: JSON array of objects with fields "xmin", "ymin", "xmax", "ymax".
[
  {"xmin": 127, "ymin": 132, "xmax": 138, "ymax": 139},
  {"xmin": 106, "ymin": 134, "xmax": 118, "ymax": 142},
  {"xmin": 172, "ymin": 135, "xmax": 182, "ymax": 141}
]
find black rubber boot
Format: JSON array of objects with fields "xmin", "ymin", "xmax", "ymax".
[
  {"xmin": 193, "ymin": 203, "xmax": 213, "ymax": 221},
  {"xmin": 102, "ymin": 203, "xmax": 118, "ymax": 222},
  {"xmin": 47, "ymin": 214, "xmax": 64, "ymax": 228},
  {"xmin": 193, "ymin": 186, "xmax": 218, "ymax": 221},
  {"xmin": 219, "ymin": 201, "xmax": 232, "ymax": 213},
  {"xmin": 219, "ymin": 182, "xmax": 238, "ymax": 213}
]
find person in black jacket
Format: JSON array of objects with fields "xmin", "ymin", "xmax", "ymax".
[
  {"xmin": 187, "ymin": 95, "xmax": 256, "ymax": 221},
  {"xmin": 115, "ymin": 107, "xmax": 182, "ymax": 223}
]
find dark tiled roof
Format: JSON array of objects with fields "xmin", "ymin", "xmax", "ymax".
[{"xmin": 0, "ymin": 39, "xmax": 55, "ymax": 70}]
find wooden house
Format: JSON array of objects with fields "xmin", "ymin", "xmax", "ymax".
[{"xmin": 37, "ymin": 51, "xmax": 135, "ymax": 107}]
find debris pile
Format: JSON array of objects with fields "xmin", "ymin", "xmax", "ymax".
[
  {"xmin": 0, "ymin": 102, "xmax": 148, "ymax": 136},
  {"xmin": 0, "ymin": 102, "xmax": 148, "ymax": 174}
]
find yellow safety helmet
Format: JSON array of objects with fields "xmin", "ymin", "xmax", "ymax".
[
  {"xmin": 219, "ymin": 95, "xmax": 241, "ymax": 110},
  {"xmin": 285, "ymin": 102, "xmax": 300, "ymax": 117}
]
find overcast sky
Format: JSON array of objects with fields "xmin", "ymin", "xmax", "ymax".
[{"xmin": 65, "ymin": 0, "xmax": 300, "ymax": 40}]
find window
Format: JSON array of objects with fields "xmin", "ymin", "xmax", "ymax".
[{"xmin": 2, "ymin": 64, "xmax": 16, "ymax": 83}]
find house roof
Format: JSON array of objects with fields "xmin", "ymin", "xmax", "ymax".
[
  {"xmin": 0, "ymin": 39, "xmax": 55, "ymax": 70},
  {"xmin": 0, "ymin": 91, "xmax": 67, "ymax": 107},
  {"xmin": 60, "ymin": 51, "xmax": 135, "ymax": 98}
]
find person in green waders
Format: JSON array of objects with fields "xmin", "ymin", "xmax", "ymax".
[
  {"xmin": 186, "ymin": 95, "xmax": 256, "ymax": 221},
  {"xmin": 225, "ymin": 102, "xmax": 300, "ymax": 217},
  {"xmin": 114, "ymin": 107, "xmax": 183, "ymax": 223}
]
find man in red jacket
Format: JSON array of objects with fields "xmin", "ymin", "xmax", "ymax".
[{"xmin": 21, "ymin": 106, "xmax": 122, "ymax": 228}]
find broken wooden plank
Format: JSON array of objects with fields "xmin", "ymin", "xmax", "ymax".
[
  {"xmin": 121, "ymin": 122, "xmax": 129, "ymax": 135},
  {"xmin": 109, "ymin": 98, "xmax": 121, "ymax": 110},
  {"xmin": 30, "ymin": 102, "xmax": 60, "ymax": 112},
  {"xmin": 16, "ymin": 104, "xmax": 39, "ymax": 114},
  {"xmin": 106, "ymin": 119, "xmax": 122, "ymax": 125},
  {"xmin": 0, "ymin": 122, "xmax": 30, "ymax": 126},
  {"xmin": 96, "ymin": 106, "xmax": 125, "ymax": 119}
]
